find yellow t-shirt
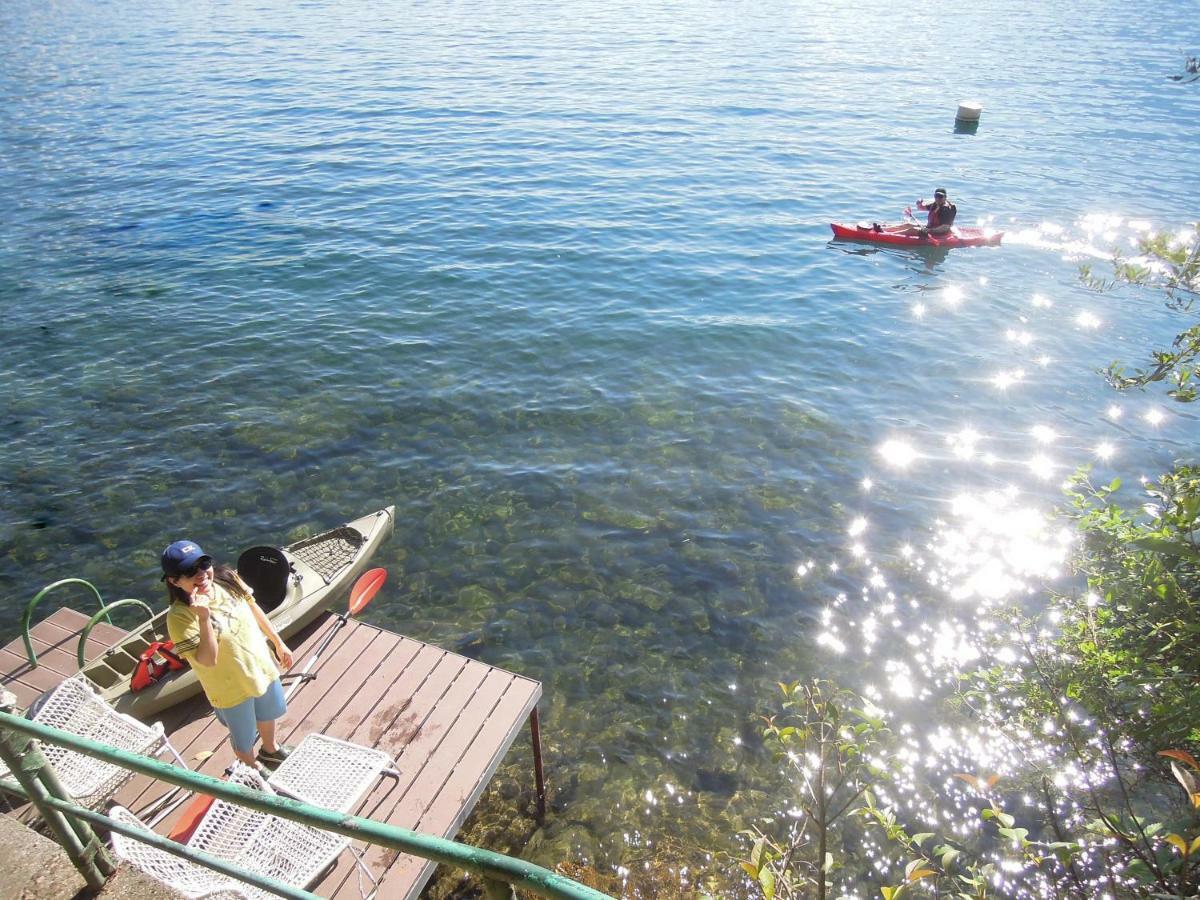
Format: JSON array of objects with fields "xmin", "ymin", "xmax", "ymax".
[{"xmin": 167, "ymin": 582, "xmax": 279, "ymax": 709}]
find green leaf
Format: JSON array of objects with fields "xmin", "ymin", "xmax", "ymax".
[
  {"xmin": 911, "ymin": 832, "xmax": 935, "ymax": 848},
  {"xmin": 989, "ymin": 809, "xmax": 1015, "ymax": 829},
  {"xmin": 1130, "ymin": 538, "xmax": 1200, "ymax": 560},
  {"xmin": 750, "ymin": 837, "xmax": 767, "ymax": 871},
  {"xmin": 997, "ymin": 826, "xmax": 1029, "ymax": 844},
  {"xmin": 758, "ymin": 866, "xmax": 776, "ymax": 900}
]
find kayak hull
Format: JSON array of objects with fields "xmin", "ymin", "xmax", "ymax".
[
  {"xmin": 830, "ymin": 222, "xmax": 1003, "ymax": 248},
  {"xmin": 79, "ymin": 506, "xmax": 395, "ymax": 720}
]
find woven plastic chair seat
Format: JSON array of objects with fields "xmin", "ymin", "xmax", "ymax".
[
  {"xmin": 268, "ymin": 732, "xmax": 395, "ymax": 812},
  {"xmin": 0, "ymin": 676, "xmax": 173, "ymax": 809},
  {"xmin": 111, "ymin": 738, "xmax": 395, "ymax": 899},
  {"xmin": 112, "ymin": 763, "xmax": 347, "ymax": 900}
]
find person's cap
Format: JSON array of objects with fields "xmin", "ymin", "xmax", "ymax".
[
  {"xmin": 934, "ymin": 188, "xmax": 947, "ymax": 198},
  {"xmin": 161, "ymin": 540, "xmax": 212, "ymax": 579}
]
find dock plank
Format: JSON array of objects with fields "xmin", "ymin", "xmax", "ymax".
[
  {"xmin": 366, "ymin": 673, "xmax": 540, "ymax": 899},
  {"xmin": 323, "ymin": 656, "xmax": 494, "ymax": 897}
]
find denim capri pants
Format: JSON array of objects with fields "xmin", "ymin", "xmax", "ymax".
[{"xmin": 212, "ymin": 679, "xmax": 287, "ymax": 753}]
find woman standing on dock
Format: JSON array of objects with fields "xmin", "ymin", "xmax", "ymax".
[{"xmin": 161, "ymin": 540, "xmax": 295, "ymax": 771}]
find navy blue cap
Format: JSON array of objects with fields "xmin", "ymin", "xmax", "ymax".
[{"xmin": 161, "ymin": 540, "xmax": 212, "ymax": 579}]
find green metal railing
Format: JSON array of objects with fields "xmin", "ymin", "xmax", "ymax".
[
  {"xmin": 22, "ymin": 579, "xmax": 108, "ymax": 668},
  {"xmin": 75, "ymin": 598, "xmax": 157, "ymax": 668},
  {"xmin": 0, "ymin": 706, "xmax": 613, "ymax": 900},
  {"xmin": 20, "ymin": 578, "xmax": 161, "ymax": 671}
]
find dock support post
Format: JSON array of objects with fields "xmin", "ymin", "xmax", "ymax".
[
  {"xmin": 529, "ymin": 706, "xmax": 546, "ymax": 824},
  {"xmin": 0, "ymin": 691, "xmax": 115, "ymax": 891}
]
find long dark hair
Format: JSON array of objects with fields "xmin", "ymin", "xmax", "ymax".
[{"xmin": 166, "ymin": 562, "xmax": 251, "ymax": 606}]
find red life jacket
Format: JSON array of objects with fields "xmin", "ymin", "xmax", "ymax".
[
  {"xmin": 927, "ymin": 201, "xmax": 957, "ymax": 229},
  {"xmin": 130, "ymin": 641, "xmax": 186, "ymax": 692}
]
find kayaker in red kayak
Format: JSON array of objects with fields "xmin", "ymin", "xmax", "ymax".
[{"xmin": 873, "ymin": 188, "xmax": 957, "ymax": 237}]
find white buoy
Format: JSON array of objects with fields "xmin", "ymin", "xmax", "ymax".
[{"xmin": 956, "ymin": 101, "xmax": 983, "ymax": 122}]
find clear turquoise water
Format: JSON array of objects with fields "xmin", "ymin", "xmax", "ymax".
[{"xmin": 3, "ymin": 0, "xmax": 1198, "ymax": 885}]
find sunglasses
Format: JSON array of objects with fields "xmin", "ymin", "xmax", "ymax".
[{"xmin": 178, "ymin": 559, "xmax": 212, "ymax": 578}]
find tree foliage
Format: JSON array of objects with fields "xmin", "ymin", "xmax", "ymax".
[
  {"xmin": 1081, "ymin": 223, "xmax": 1200, "ymax": 400},
  {"xmin": 737, "ymin": 680, "xmax": 893, "ymax": 899}
]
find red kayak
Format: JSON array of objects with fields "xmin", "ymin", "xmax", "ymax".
[{"xmin": 830, "ymin": 222, "xmax": 1003, "ymax": 248}]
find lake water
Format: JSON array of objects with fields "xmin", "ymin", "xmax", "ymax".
[{"xmin": 2, "ymin": 0, "xmax": 1198, "ymax": 892}]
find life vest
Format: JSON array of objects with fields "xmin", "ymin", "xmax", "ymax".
[
  {"xmin": 130, "ymin": 640, "xmax": 186, "ymax": 692},
  {"xmin": 927, "ymin": 201, "xmax": 957, "ymax": 229}
]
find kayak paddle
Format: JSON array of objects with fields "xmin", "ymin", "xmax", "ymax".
[{"xmin": 284, "ymin": 567, "xmax": 387, "ymax": 701}]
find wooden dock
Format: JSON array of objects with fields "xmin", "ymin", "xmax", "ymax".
[{"xmin": 1, "ymin": 607, "xmax": 544, "ymax": 899}]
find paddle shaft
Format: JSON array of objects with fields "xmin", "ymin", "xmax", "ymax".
[{"xmin": 284, "ymin": 612, "xmax": 348, "ymax": 701}]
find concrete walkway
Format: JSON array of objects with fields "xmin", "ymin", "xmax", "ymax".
[{"xmin": 0, "ymin": 813, "xmax": 183, "ymax": 900}]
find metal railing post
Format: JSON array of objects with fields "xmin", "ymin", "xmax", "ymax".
[{"xmin": 0, "ymin": 691, "xmax": 114, "ymax": 890}]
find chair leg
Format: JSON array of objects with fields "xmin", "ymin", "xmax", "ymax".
[
  {"xmin": 160, "ymin": 738, "xmax": 190, "ymax": 769},
  {"xmin": 352, "ymin": 844, "xmax": 380, "ymax": 899}
]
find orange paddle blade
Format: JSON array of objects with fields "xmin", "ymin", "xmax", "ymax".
[
  {"xmin": 348, "ymin": 567, "xmax": 387, "ymax": 615},
  {"xmin": 168, "ymin": 794, "xmax": 214, "ymax": 843}
]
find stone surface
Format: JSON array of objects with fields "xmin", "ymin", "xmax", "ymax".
[{"xmin": 0, "ymin": 812, "xmax": 184, "ymax": 900}]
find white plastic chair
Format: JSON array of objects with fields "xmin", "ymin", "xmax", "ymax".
[
  {"xmin": 111, "ymin": 734, "xmax": 396, "ymax": 899},
  {"xmin": 269, "ymin": 732, "xmax": 396, "ymax": 812},
  {"xmin": 0, "ymin": 676, "xmax": 187, "ymax": 810},
  {"xmin": 111, "ymin": 763, "xmax": 341, "ymax": 899}
]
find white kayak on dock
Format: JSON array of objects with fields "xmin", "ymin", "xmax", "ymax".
[{"xmin": 74, "ymin": 506, "xmax": 395, "ymax": 720}]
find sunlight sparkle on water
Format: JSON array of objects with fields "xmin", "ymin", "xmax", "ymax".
[
  {"xmin": 930, "ymin": 620, "xmax": 981, "ymax": 670},
  {"xmin": 1006, "ymin": 329, "xmax": 1034, "ymax": 346},
  {"xmin": 886, "ymin": 662, "xmax": 916, "ymax": 699},
  {"xmin": 947, "ymin": 427, "xmax": 982, "ymax": 460},
  {"xmin": 878, "ymin": 439, "xmax": 919, "ymax": 468},
  {"xmin": 1030, "ymin": 425, "xmax": 1058, "ymax": 444},
  {"xmin": 818, "ymin": 631, "xmax": 846, "ymax": 654},
  {"xmin": 1075, "ymin": 311, "xmax": 1101, "ymax": 329},
  {"xmin": 930, "ymin": 491, "xmax": 1068, "ymax": 604},
  {"xmin": 942, "ymin": 285, "xmax": 965, "ymax": 307},
  {"xmin": 1144, "ymin": 407, "xmax": 1165, "ymax": 426},
  {"xmin": 912, "ymin": 302, "xmax": 926, "ymax": 318},
  {"xmin": 1095, "ymin": 441, "xmax": 1116, "ymax": 460},
  {"xmin": 991, "ymin": 369, "xmax": 1025, "ymax": 390},
  {"xmin": 1030, "ymin": 293, "xmax": 1053, "ymax": 308}
]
